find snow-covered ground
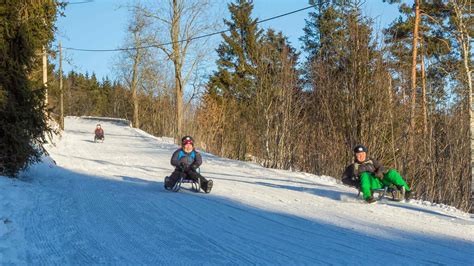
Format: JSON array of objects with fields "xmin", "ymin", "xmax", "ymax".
[{"xmin": 1, "ymin": 116, "xmax": 473, "ymax": 264}]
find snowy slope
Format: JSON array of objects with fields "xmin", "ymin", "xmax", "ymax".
[{"xmin": 1, "ymin": 116, "xmax": 473, "ymax": 264}]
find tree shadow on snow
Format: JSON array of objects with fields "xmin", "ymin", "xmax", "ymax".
[
  {"xmin": 381, "ymin": 201, "xmax": 474, "ymax": 222},
  {"xmin": 203, "ymin": 171, "xmax": 335, "ymax": 189},
  {"xmin": 56, "ymin": 154, "xmax": 171, "ymax": 173},
  {"xmin": 253, "ymin": 181, "xmax": 352, "ymax": 200},
  {"xmin": 118, "ymin": 175, "xmax": 163, "ymax": 186},
  {"xmin": 223, "ymin": 177, "xmax": 470, "ymax": 221}
]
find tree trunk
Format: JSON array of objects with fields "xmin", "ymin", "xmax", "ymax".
[
  {"xmin": 43, "ymin": 45, "xmax": 48, "ymax": 107},
  {"xmin": 171, "ymin": 0, "xmax": 183, "ymax": 139},
  {"xmin": 450, "ymin": 0, "xmax": 472, "ymax": 212},
  {"xmin": 388, "ymin": 75, "xmax": 397, "ymax": 169},
  {"xmin": 174, "ymin": 64, "xmax": 183, "ymax": 138},
  {"xmin": 420, "ymin": 32, "xmax": 428, "ymax": 136},
  {"xmin": 467, "ymin": 40, "xmax": 474, "ymax": 214},
  {"xmin": 131, "ymin": 51, "xmax": 141, "ymax": 128},
  {"xmin": 59, "ymin": 42, "xmax": 64, "ymax": 130},
  {"xmin": 408, "ymin": 0, "xmax": 420, "ymax": 174},
  {"xmin": 458, "ymin": 11, "xmax": 473, "ymax": 213}
]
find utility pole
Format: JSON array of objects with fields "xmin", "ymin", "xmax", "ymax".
[
  {"xmin": 42, "ymin": 45, "xmax": 48, "ymax": 106},
  {"xmin": 59, "ymin": 41, "xmax": 64, "ymax": 130}
]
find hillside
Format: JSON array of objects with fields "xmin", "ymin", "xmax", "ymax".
[{"xmin": 1, "ymin": 117, "xmax": 472, "ymax": 264}]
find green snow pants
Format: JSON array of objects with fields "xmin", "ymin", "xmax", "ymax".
[{"xmin": 360, "ymin": 170, "xmax": 411, "ymax": 200}]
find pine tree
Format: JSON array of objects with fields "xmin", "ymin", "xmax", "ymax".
[
  {"xmin": 383, "ymin": 0, "xmax": 473, "ymax": 210},
  {"xmin": 0, "ymin": 0, "xmax": 60, "ymax": 176},
  {"xmin": 301, "ymin": 1, "xmax": 346, "ymax": 62},
  {"xmin": 298, "ymin": 1, "xmax": 394, "ymax": 175},
  {"xmin": 204, "ymin": 0, "xmax": 263, "ymax": 159},
  {"xmin": 383, "ymin": 1, "xmax": 454, "ymax": 104},
  {"xmin": 300, "ymin": 0, "xmax": 346, "ymax": 87},
  {"xmin": 209, "ymin": 0, "xmax": 262, "ymax": 101}
]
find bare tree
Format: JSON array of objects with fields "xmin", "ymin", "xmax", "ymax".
[
  {"xmin": 130, "ymin": 8, "xmax": 151, "ymax": 128},
  {"xmin": 115, "ymin": 5, "xmax": 153, "ymax": 128},
  {"xmin": 252, "ymin": 30, "xmax": 305, "ymax": 169},
  {"xmin": 449, "ymin": 0, "xmax": 473, "ymax": 211},
  {"xmin": 136, "ymin": 0, "xmax": 218, "ymax": 139}
]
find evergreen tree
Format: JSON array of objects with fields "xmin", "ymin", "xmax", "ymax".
[
  {"xmin": 382, "ymin": 0, "xmax": 473, "ymax": 210},
  {"xmin": 300, "ymin": 0, "xmax": 346, "ymax": 87},
  {"xmin": 383, "ymin": 0, "xmax": 455, "ymax": 101},
  {"xmin": 209, "ymin": 0, "xmax": 263, "ymax": 101},
  {"xmin": 197, "ymin": 1, "xmax": 304, "ymax": 165},
  {"xmin": 204, "ymin": 0, "xmax": 263, "ymax": 159},
  {"xmin": 300, "ymin": 1, "xmax": 346, "ymax": 63},
  {"xmin": 298, "ymin": 0, "xmax": 393, "ymax": 175},
  {"xmin": 0, "ymin": 1, "xmax": 60, "ymax": 176}
]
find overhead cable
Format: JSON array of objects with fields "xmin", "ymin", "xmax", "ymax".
[{"xmin": 60, "ymin": 4, "xmax": 316, "ymax": 52}]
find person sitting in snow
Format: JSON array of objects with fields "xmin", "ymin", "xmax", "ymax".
[
  {"xmin": 94, "ymin": 124, "xmax": 105, "ymax": 142},
  {"xmin": 341, "ymin": 144, "xmax": 412, "ymax": 203},
  {"xmin": 164, "ymin": 136, "xmax": 213, "ymax": 193}
]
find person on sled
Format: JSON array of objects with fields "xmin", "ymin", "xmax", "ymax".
[
  {"xmin": 94, "ymin": 124, "xmax": 105, "ymax": 142},
  {"xmin": 165, "ymin": 136, "xmax": 213, "ymax": 193},
  {"xmin": 341, "ymin": 144, "xmax": 412, "ymax": 203}
]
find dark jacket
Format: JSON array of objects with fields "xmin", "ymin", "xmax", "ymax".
[
  {"xmin": 341, "ymin": 157, "xmax": 386, "ymax": 188},
  {"xmin": 95, "ymin": 128, "xmax": 104, "ymax": 137},
  {"xmin": 171, "ymin": 148, "xmax": 202, "ymax": 171}
]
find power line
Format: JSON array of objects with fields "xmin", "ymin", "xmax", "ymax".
[
  {"xmin": 63, "ymin": 0, "xmax": 94, "ymax": 5},
  {"xmin": 60, "ymin": 4, "xmax": 316, "ymax": 52}
]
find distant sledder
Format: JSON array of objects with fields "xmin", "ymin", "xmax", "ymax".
[
  {"xmin": 342, "ymin": 145, "xmax": 413, "ymax": 204},
  {"xmin": 164, "ymin": 136, "xmax": 213, "ymax": 193},
  {"xmin": 94, "ymin": 124, "xmax": 105, "ymax": 143}
]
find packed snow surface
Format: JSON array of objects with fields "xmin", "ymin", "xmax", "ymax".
[{"xmin": 1, "ymin": 117, "xmax": 473, "ymax": 264}]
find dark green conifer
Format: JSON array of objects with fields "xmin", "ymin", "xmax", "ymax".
[{"xmin": 0, "ymin": 1, "xmax": 60, "ymax": 176}]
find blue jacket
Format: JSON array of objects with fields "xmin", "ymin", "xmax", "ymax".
[{"xmin": 170, "ymin": 148, "xmax": 202, "ymax": 171}]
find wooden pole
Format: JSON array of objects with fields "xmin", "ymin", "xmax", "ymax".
[
  {"xmin": 59, "ymin": 42, "xmax": 64, "ymax": 130},
  {"xmin": 43, "ymin": 45, "xmax": 48, "ymax": 106}
]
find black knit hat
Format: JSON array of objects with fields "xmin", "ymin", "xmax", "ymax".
[{"xmin": 353, "ymin": 144, "xmax": 368, "ymax": 153}]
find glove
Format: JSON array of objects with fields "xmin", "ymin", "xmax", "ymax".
[
  {"xmin": 375, "ymin": 171, "xmax": 384, "ymax": 180},
  {"xmin": 190, "ymin": 163, "xmax": 199, "ymax": 172},
  {"xmin": 178, "ymin": 162, "xmax": 186, "ymax": 171}
]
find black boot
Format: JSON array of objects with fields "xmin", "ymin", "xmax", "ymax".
[
  {"xmin": 203, "ymin": 180, "xmax": 213, "ymax": 193},
  {"xmin": 164, "ymin": 176, "xmax": 172, "ymax": 190}
]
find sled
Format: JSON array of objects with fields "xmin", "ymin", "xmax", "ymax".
[
  {"xmin": 357, "ymin": 185, "xmax": 404, "ymax": 201},
  {"xmin": 94, "ymin": 135, "xmax": 104, "ymax": 143},
  {"xmin": 164, "ymin": 170, "xmax": 201, "ymax": 193}
]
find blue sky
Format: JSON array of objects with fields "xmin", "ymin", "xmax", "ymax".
[{"xmin": 54, "ymin": 0, "xmax": 404, "ymax": 80}]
